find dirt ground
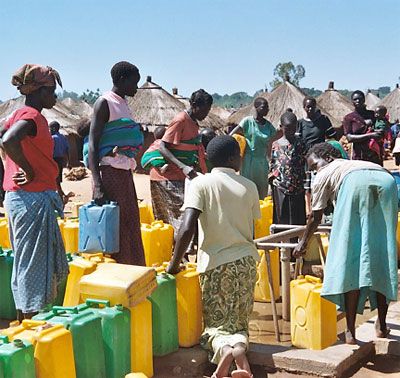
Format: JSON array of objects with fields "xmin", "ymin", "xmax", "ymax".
[{"xmin": 62, "ymin": 170, "xmax": 151, "ymax": 216}]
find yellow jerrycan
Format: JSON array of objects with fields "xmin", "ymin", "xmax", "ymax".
[
  {"xmin": 290, "ymin": 275, "xmax": 337, "ymax": 350},
  {"xmin": 1, "ymin": 319, "xmax": 76, "ymax": 378},
  {"xmin": 125, "ymin": 373, "xmax": 148, "ymax": 378},
  {"xmin": 232, "ymin": 134, "xmax": 246, "ymax": 157},
  {"xmin": 63, "ymin": 219, "xmax": 79, "ymax": 253},
  {"xmin": 57, "ymin": 218, "xmax": 66, "ymax": 247},
  {"xmin": 80, "ymin": 252, "xmax": 116, "ymax": 264},
  {"xmin": 254, "ymin": 249, "xmax": 280, "ymax": 302},
  {"xmin": 141, "ymin": 221, "xmax": 174, "ymax": 267},
  {"xmin": 63, "ymin": 257, "xmax": 97, "ymax": 306},
  {"xmin": 0, "ymin": 217, "xmax": 11, "ymax": 249},
  {"xmin": 172, "ymin": 263, "xmax": 203, "ymax": 347},
  {"xmin": 138, "ymin": 201, "xmax": 155, "ymax": 225},
  {"xmin": 254, "ymin": 199, "xmax": 273, "ymax": 239},
  {"xmin": 130, "ymin": 299, "xmax": 153, "ymax": 378},
  {"xmin": 71, "ymin": 201, "xmax": 84, "ymax": 218}
]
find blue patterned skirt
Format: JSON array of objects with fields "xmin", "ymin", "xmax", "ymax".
[{"xmin": 4, "ymin": 190, "xmax": 69, "ymax": 313}]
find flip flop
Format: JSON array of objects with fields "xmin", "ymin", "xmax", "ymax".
[
  {"xmin": 344, "ymin": 330, "xmax": 357, "ymax": 345},
  {"xmin": 375, "ymin": 319, "xmax": 391, "ymax": 338}
]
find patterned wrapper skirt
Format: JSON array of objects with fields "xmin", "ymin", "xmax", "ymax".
[
  {"xmin": 199, "ymin": 255, "xmax": 257, "ymax": 364},
  {"xmin": 321, "ymin": 170, "xmax": 398, "ymax": 313},
  {"xmin": 150, "ymin": 180, "xmax": 185, "ymax": 236},
  {"xmin": 100, "ymin": 166, "xmax": 145, "ymax": 266},
  {"xmin": 5, "ymin": 190, "xmax": 69, "ymax": 313}
]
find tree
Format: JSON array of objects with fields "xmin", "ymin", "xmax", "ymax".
[
  {"xmin": 270, "ymin": 62, "xmax": 306, "ymax": 89},
  {"xmin": 80, "ymin": 88, "xmax": 101, "ymax": 104}
]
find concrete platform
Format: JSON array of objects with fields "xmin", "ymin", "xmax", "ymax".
[{"xmin": 153, "ymin": 301, "xmax": 400, "ymax": 377}]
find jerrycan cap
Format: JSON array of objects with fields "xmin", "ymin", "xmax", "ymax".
[
  {"xmin": 116, "ymin": 304, "xmax": 123, "ymax": 311},
  {"xmin": 13, "ymin": 339, "xmax": 25, "ymax": 348}
]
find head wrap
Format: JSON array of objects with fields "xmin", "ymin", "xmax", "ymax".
[{"xmin": 11, "ymin": 64, "xmax": 62, "ymax": 95}]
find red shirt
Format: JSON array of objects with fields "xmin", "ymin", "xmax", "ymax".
[
  {"xmin": 150, "ymin": 111, "xmax": 201, "ymax": 181},
  {"xmin": 3, "ymin": 106, "xmax": 58, "ymax": 192}
]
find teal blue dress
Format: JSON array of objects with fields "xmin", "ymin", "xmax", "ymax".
[
  {"xmin": 239, "ymin": 116, "xmax": 276, "ymax": 199},
  {"xmin": 321, "ymin": 170, "xmax": 398, "ymax": 313}
]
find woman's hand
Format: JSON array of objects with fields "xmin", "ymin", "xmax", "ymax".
[
  {"xmin": 182, "ymin": 165, "xmax": 198, "ymax": 179},
  {"xmin": 93, "ymin": 184, "xmax": 107, "ymax": 205},
  {"xmin": 12, "ymin": 167, "xmax": 34, "ymax": 186},
  {"xmin": 371, "ymin": 130, "xmax": 384, "ymax": 140},
  {"xmin": 293, "ymin": 241, "xmax": 307, "ymax": 258},
  {"xmin": 166, "ymin": 261, "xmax": 182, "ymax": 275}
]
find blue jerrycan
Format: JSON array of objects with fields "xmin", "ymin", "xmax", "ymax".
[{"xmin": 79, "ymin": 201, "xmax": 120, "ymax": 254}]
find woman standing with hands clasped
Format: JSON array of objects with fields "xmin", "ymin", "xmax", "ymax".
[{"xmin": 230, "ymin": 97, "xmax": 280, "ymax": 199}]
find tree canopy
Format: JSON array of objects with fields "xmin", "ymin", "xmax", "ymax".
[{"xmin": 270, "ymin": 62, "xmax": 305, "ymax": 89}]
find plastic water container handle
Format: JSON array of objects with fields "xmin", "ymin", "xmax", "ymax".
[
  {"xmin": 21, "ymin": 319, "xmax": 47, "ymax": 329},
  {"xmin": 52, "ymin": 306, "xmax": 79, "ymax": 315},
  {"xmin": 305, "ymin": 275, "xmax": 322, "ymax": 284},
  {"xmin": 0, "ymin": 335, "xmax": 9, "ymax": 344},
  {"xmin": 85, "ymin": 299, "xmax": 110, "ymax": 308}
]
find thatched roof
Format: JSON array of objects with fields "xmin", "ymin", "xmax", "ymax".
[
  {"xmin": 365, "ymin": 90, "xmax": 380, "ymax": 110},
  {"xmin": 316, "ymin": 82, "xmax": 353, "ymax": 128},
  {"xmin": 128, "ymin": 77, "xmax": 224, "ymax": 131},
  {"xmin": 61, "ymin": 98, "xmax": 93, "ymax": 119},
  {"xmin": 209, "ymin": 106, "xmax": 233, "ymax": 121},
  {"xmin": 128, "ymin": 77, "xmax": 185, "ymax": 130},
  {"xmin": 379, "ymin": 84, "xmax": 400, "ymax": 122},
  {"xmin": 0, "ymin": 96, "xmax": 81, "ymax": 134}
]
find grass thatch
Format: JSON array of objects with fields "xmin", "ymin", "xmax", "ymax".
[
  {"xmin": 61, "ymin": 98, "xmax": 93, "ymax": 119},
  {"xmin": 365, "ymin": 90, "xmax": 380, "ymax": 110},
  {"xmin": 379, "ymin": 85, "xmax": 400, "ymax": 122},
  {"xmin": 317, "ymin": 82, "xmax": 353, "ymax": 128},
  {"xmin": 128, "ymin": 78, "xmax": 224, "ymax": 130}
]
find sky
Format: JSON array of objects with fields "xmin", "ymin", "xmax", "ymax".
[{"xmin": 1, "ymin": 0, "xmax": 399, "ymax": 101}]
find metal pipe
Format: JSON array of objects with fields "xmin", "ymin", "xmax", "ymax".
[
  {"xmin": 280, "ymin": 247, "xmax": 291, "ymax": 321},
  {"xmin": 255, "ymin": 225, "xmax": 332, "ymax": 244},
  {"xmin": 265, "ymin": 251, "xmax": 281, "ymax": 342}
]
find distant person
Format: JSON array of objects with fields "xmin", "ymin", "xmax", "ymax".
[
  {"xmin": 200, "ymin": 127, "xmax": 217, "ymax": 171},
  {"xmin": 149, "ymin": 90, "xmax": 211, "ymax": 235},
  {"xmin": 0, "ymin": 64, "xmax": 68, "ymax": 319},
  {"xmin": 49, "ymin": 121, "xmax": 69, "ymax": 199},
  {"xmin": 368, "ymin": 105, "xmax": 391, "ymax": 165},
  {"xmin": 141, "ymin": 126, "xmax": 170, "ymax": 173},
  {"xmin": 343, "ymin": 90, "xmax": 381, "ymax": 164},
  {"xmin": 297, "ymin": 97, "xmax": 337, "ymax": 150},
  {"xmin": 230, "ymin": 97, "xmax": 280, "ymax": 199},
  {"xmin": 167, "ymin": 136, "xmax": 260, "ymax": 378},
  {"xmin": 390, "ymin": 119, "xmax": 400, "ymax": 140},
  {"xmin": 269, "ymin": 112, "xmax": 306, "ymax": 225},
  {"xmin": 88, "ymin": 61, "xmax": 145, "ymax": 265},
  {"xmin": 294, "ymin": 143, "xmax": 397, "ymax": 345}
]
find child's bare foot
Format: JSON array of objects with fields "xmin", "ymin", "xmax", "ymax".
[
  {"xmin": 344, "ymin": 329, "xmax": 357, "ymax": 345},
  {"xmin": 232, "ymin": 343, "xmax": 252, "ymax": 376},
  {"xmin": 213, "ymin": 346, "xmax": 234, "ymax": 378},
  {"xmin": 375, "ymin": 319, "xmax": 391, "ymax": 338}
]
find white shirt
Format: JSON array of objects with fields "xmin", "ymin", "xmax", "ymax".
[{"xmin": 184, "ymin": 167, "xmax": 261, "ymax": 273}]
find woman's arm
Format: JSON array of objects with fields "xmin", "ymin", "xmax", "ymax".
[
  {"xmin": 88, "ymin": 98, "xmax": 109, "ymax": 204},
  {"xmin": 2, "ymin": 119, "xmax": 36, "ymax": 185},
  {"xmin": 346, "ymin": 131, "xmax": 383, "ymax": 143},
  {"xmin": 159, "ymin": 141, "xmax": 197, "ymax": 179},
  {"xmin": 166, "ymin": 208, "xmax": 201, "ymax": 274},
  {"xmin": 293, "ymin": 209, "xmax": 324, "ymax": 258}
]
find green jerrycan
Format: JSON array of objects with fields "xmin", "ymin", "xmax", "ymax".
[
  {"xmin": 148, "ymin": 273, "xmax": 178, "ymax": 356},
  {"xmin": 33, "ymin": 306, "xmax": 106, "ymax": 378},
  {"xmin": 82, "ymin": 299, "xmax": 131, "ymax": 378},
  {"xmin": 0, "ymin": 335, "xmax": 35, "ymax": 378},
  {"xmin": 0, "ymin": 248, "xmax": 16, "ymax": 320}
]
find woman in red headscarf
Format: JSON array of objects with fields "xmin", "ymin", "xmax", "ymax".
[{"xmin": 0, "ymin": 64, "xmax": 69, "ymax": 319}]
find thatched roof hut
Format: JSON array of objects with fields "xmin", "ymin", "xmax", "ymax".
[
  {"xmin": 0, "ymin": 96, "xmax": 84, "ymax": 167},
  {"xmin": 379, "ymin": 84, "xmax": 400, "ymax": 122},
  {"xmin": 128, "ymin": 77, "xmax": 185, "ymax": 131},
  {"xmin": 316, "ymin": 81, "xmax": 353, "ymax": 128},
  {"xmin": 365, "ymin": 90, "xmax": 380, "ymax": 110},
  {"xmin": 61, "ymin": 98, "xmax": 93, "ymax": 119}
]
